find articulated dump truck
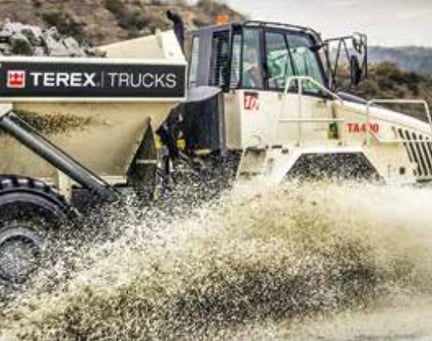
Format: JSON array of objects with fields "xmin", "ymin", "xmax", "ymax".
[{"xmin": 1, "ymin": 12, "xmax": 432, "ymax": 282}]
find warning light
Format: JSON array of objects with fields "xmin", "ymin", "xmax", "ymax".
[{"xmin": 216, "ymin": 15, "xmax": 228, "ymax": 25}]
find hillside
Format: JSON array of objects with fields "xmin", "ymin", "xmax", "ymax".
[
  {"xmin": 340, "ymin": 62, "xmax": 432, "ymax": 120},
  {"xmin": 0, "ymin": 1, "xmax": 430, "ymax": 75},
  {"xmin": 369, "ymin": 46, "xmax": 432, "ymax": 75},
  {"xmin": 0, "ymin": 0, "xmax": 245, "ymax": 45},
  {"xmin": 0, "ymin": 0, "xmax": 431, "ymax": 115}
]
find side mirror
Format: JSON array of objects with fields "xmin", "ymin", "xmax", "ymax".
[
  {"xmin": 324, "ymin": 33, "xmax": 367, "ymax": 90},
  {"xmin": 350, "ymin": 55, "xmax": 362, "ymax": 86},
  {"xmin": 352, "ymin": 33, "xmax": 364, "ymax": 54}
]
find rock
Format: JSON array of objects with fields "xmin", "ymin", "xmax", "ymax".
[{"xmin": 0, "ymin": 19, "xmax": 105, "ymax": 57}]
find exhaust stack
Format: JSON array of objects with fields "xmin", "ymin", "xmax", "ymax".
[{"xmin": 166, "ymin": 10, "xmax": 185, "ymax": 52}]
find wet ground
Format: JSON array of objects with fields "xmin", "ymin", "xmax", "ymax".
[
  {"xmin": 1, "ymin": 181, "xmax": 432, "ymax": 340},
  {"xmin": 233, "ymin": 296, "xmax": 432, "ymax": 340}
]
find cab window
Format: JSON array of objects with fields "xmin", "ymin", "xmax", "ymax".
[
  {"xmin": 230, "ymin": 31, "xmax": 242, "ymax": 89},
  {"xmin": 289, "ymin": 34, "xmax": 324, "ymax": 86},
  {"xmin": 209, "ymin": 30, "xmax": 230, "ymax": 87},
  {"xmin": 265, "ymin": 30, "xmax": 324, "ymax": 92},
  {"xmin": 265, "ymin": 32, "xmax": 295, "ymax": 89},
  {"xmin": 188, "ymin": 35, "xmax": 200, "ymax": 88},
  {"xmin": 242, "ymin": 28, "xmax": 264, "ymax": 89}
]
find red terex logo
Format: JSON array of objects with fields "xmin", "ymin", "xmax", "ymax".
[{"xmin": 7, "ymin": 70, "xmax": 26, "ymax": 88}]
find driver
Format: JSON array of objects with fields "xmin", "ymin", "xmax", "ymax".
[{"xmin": 243, "ymin": 46, "xmax": 262, "ymax": 88}]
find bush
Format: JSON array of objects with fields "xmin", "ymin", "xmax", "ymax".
[
  {"xmin": 339, "ymin": 62, "xmax": 432, "ymax": 120},
  {"xmin": 42, "ymin": 10, "xmax": 87, "ymax": 42}
]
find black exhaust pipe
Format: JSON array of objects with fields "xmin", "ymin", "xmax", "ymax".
[{"xmin": 167, "ymin": 10, "xmax": 185, "ymax": 52}]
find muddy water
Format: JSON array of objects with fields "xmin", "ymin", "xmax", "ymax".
[{"xmin": 1, "ymin": 181, "xmax": 432, "ymax": 340}]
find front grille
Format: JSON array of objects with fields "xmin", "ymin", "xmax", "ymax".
[{"xmin": 398, "ymin": 128, "xmax": 432, "ymax": 178}]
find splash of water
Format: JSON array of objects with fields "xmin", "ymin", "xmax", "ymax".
[{"xmin": 1, "ymin": 181, "xmax": 432, "ymax": 340}]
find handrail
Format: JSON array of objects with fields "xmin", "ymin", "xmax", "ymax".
[
  {"xmin": 278, "ymin": 118, "xmax": 345, "ymax": 123},
  {"xmin": 365, "ymin": 99, "xmax": 432, "ymax": 146},
  {"xmin": 276, "ymin": 76, "xmax": 344, "ymax": 144},
  {"xmin": 279, "ymin": 76, "xmax": 344, "ymax": 119}
]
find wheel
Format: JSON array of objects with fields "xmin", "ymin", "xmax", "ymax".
[
  {"xmin": 0, "ymin": 175, "xmax": 75, "ymax": 283},
  {"xmin": 0, "ymin": 219, "xmax": 44, "ymax": 283}
]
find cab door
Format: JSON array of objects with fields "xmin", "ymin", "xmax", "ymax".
[
  {"xmin": 230, "ymin": 26, "xmax": 339, "ymax": 149},
  {"xmin": 262, "ymin": 28, "xmax": 338, "ymax": 148}
]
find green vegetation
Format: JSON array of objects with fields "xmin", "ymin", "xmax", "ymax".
[
  {"xmin": 0, "ymin": 0, "xmax": 245, "ymax": 45},
  {"xmin": 42, "ymin": 10, "xmax": 87, "ymax": 42},
  {"xmin": 103, "ymin": 0, "xmax": 167, "ymax": 38},
  {"xmin": 341, "ymin": 62, "xmax": 432, "ymax": 120}
]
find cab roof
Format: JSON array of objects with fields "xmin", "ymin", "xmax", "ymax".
[{"xmin": 190, "ymin": 20, "xmax": 323, "ymax": 44}]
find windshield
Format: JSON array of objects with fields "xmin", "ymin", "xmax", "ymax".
[
  {"xmin": 228, "ymin": 27, "xmax": 325, "ymax": 92},
  {"xmin": 265, "ymin": 30, "xmax": 325, "ymax": 92}
]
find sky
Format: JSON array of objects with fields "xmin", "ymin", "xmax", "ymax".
[{"xmin": 223, "ymin": 0, "xmax": 432, "ymax": 47}]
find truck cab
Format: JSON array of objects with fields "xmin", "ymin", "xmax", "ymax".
[
  {"xmin": 177, "ymin": 20, "xmax": 432, "ymax": 185},
  {"xmin": 184, "ymin": 21, "xmax": 349, "ymax": 151},
  {"xmin": 188, "ymin": 21, "xmax": 327, "ymax": 92}
]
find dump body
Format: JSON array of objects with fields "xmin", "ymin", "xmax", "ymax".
[{"xmin": 0, "ymin": 30, "xmax": 186, "ymax": 186}]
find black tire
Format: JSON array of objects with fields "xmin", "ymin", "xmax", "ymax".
[{"xmin": 0, "ymin": 175, "xmax": 75, "ymax": 283}]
